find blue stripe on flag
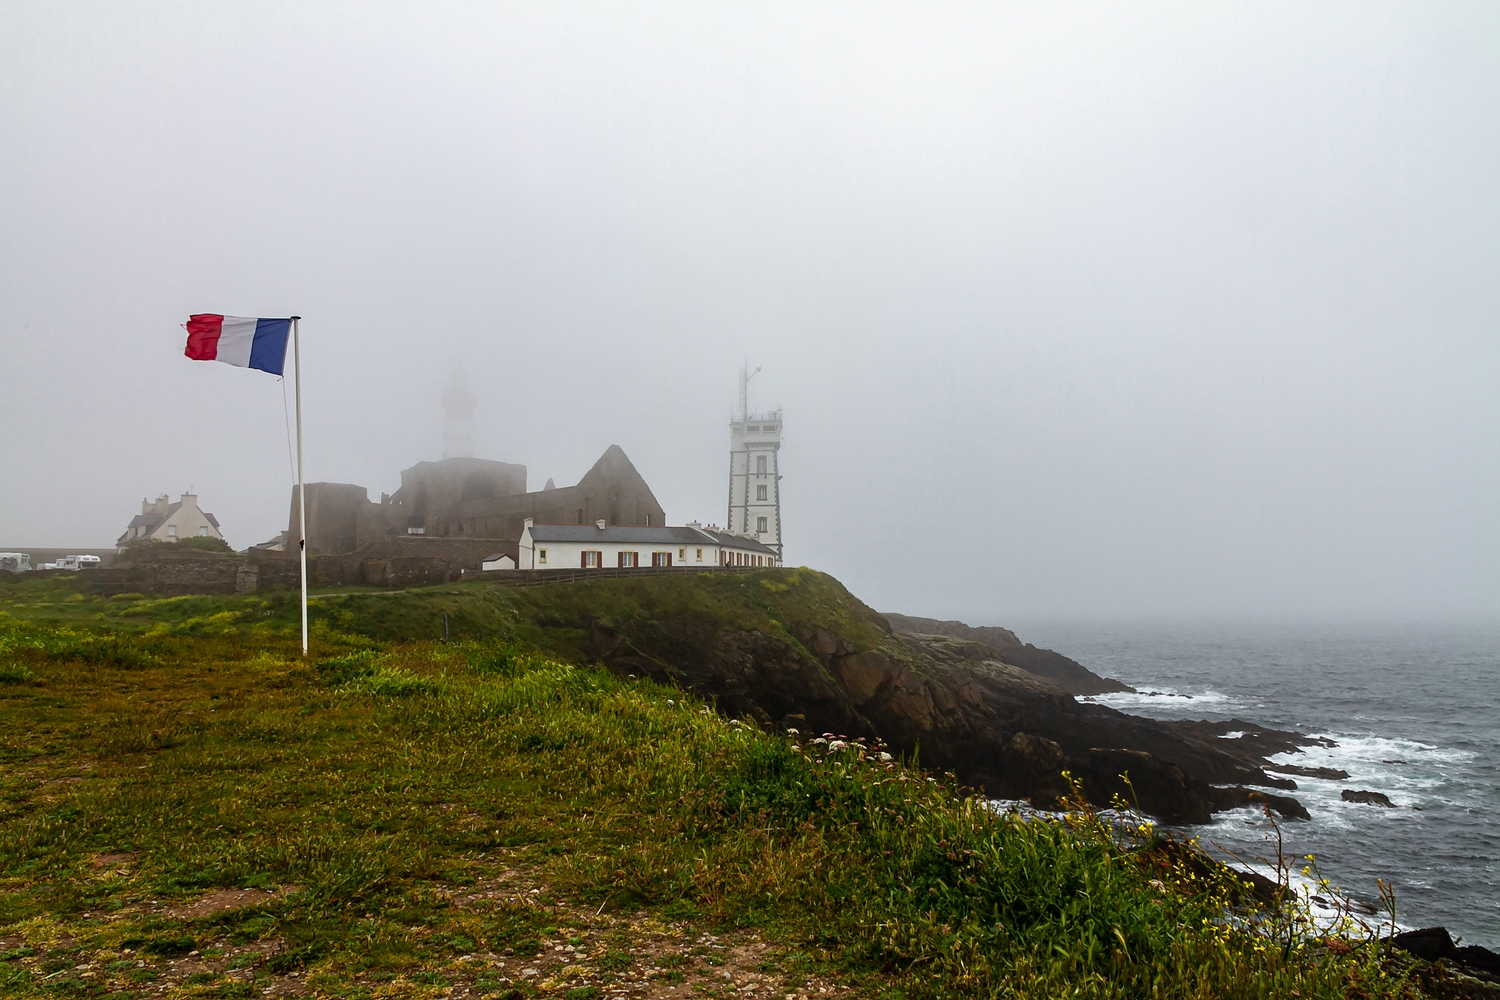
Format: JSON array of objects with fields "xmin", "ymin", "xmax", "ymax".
[{"xmin": 248, "ymin": 318, "xmax": 292, "ymax": 375}]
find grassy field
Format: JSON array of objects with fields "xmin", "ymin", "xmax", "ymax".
[{"xmin": 0, "ymin": 573, "xmax": 1425, "ymax": 999}]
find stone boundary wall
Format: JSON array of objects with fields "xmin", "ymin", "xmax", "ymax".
[
  {"xmin": 89, "ymin": 538, "xmax": 521, "ymax": 594},
  {"xmin": 90, "ymin": 550, "xmax": 246, "ymax": 596},
  {"xmin": 88, "ymin": 544, "xmax": 777, "ymax": 596}
]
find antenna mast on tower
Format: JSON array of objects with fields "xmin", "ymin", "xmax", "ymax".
[{"xmin": 738, "ymin": 362, "xmax": 760, "ymax": 423}]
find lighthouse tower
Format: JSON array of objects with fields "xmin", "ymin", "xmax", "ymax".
[
  {"xmin": 727, "ymin": 364, "xmax": 783, "ymax": 562},
  {"xmin": 442, "ymin": 368, "xmax": 476, "ymax": 459}
]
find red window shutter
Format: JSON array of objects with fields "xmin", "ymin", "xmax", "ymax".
[{"xmin": 581, "ymin": 551, "xmax": 587, "ymax": 569}]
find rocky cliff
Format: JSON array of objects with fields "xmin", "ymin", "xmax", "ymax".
[{"xmin": 436, "ymin": 570, "xmax": 1317, "ymax": 824}]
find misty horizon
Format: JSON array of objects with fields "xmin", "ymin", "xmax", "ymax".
[{"xmin": 2, "ymin": 3, "xmax": 1496, "ymax": 623}]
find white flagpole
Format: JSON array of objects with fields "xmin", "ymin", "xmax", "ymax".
[{"xmin": 292, "ymin": 316, "xmax": 308, "ymax": 657}]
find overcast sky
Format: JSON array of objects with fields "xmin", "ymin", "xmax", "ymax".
[{"xmin": 2, "ymin": 2, "xmax": 1496, "ymax": 622}]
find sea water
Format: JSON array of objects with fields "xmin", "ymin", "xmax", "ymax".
[{"xmin": 1010, "ymin": 620, "xmax": 1500, "ymax": 947}]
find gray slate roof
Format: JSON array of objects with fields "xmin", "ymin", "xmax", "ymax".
[
  {"xmin": 526, "ymin": 525, "xmax": 713, "ymax": 545},
  {"xmin": 526, "ymin": 523, "xmax": 777, "ymax": 555},
  {"xmin": 695, "ymin": 529, "xmax": 778, "ymax": 556}
]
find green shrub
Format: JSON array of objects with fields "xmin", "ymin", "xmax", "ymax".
[{"xmin": 0, "ymin": 662, "xmax": 35, "ymax": 684}]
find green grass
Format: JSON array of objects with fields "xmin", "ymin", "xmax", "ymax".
[{"xmin": 0, "ymin": 573, "xmax": 1424, "ymax": 998}]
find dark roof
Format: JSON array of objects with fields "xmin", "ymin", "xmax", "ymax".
[
  {"xmin": 117, "ymin": 504, "xmax": 175, "ymax": 545},
  {"xmin": 126, "ymin": 503, "xmax": 178, "ymax": 531},
  {"xmin": 526, "ymin": 525, "xmax": 713, "ymax": 545},
  {"xmin": 695, "ymin": 529, "xmax": 778, "ymax": 556},
  {"xmin": 525, "ymin": 523, "xmax": 777, "ymax": 555}
]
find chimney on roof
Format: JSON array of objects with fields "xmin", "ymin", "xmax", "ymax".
[{"xmin": 596, "ymin": 519, "xmax": 607, "ymax": 530}]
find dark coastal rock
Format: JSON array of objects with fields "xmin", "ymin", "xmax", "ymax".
[
  {"xmin": 882, "ymin": 613, "xmax": 1134, "ymax": 695},
  {"xmin": 1206, "ymin": 786, "xmax": 1312, "ymax": 820},
  {"xmin": 1458, "ymin": 946, "xmax": 1500, "ymax": 980},
  {"xmin": 998, "ymin": 732, "xmax": 1072, "ymax": 803},
  {"xmin": 1342, "ymin": 789, "xmax": 1395, "ymax": 807},
  {"xmin": 1162, "ymin": 718, "xmax": 1338, "ymax": 759},
  {"xmin": 1392, "ymin": 928, "xmax": 1500, "ymax": 987},
  {"xmin": 1396, "ymin": 927, "xmax": 1461, "ymax": 963},
  {"xmin": 575, "ymin": 590, "xmax": 1308, "ymax": 825},
  {"xmin": 1078, "ymin": 749, "xmax": 1215, "ymax": 823},
  {"xmin": 1266, "ymin": 763, "xmax": 1350, "ymax": 780}
]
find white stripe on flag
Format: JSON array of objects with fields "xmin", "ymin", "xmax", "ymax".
[{"xmin": 215, "ymin": 316, "xmax": 259, "ymax": 367}]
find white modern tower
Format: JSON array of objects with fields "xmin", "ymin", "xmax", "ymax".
[{"xmin": 727, "ymin": 364, "xmax": 783, "ymax": 562}]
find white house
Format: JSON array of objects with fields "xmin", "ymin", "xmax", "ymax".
[
  {"xmin": 116, "ymin": 493, "xmax": 224, "ymax": 551},
  {"xmin": 518, "ymin": 518, "xmax": 780, "ymax": 571}
]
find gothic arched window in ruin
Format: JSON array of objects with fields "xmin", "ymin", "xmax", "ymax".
[{"xmin": 410, "ymin": 482, "xmax": 428, "ymax": 531}]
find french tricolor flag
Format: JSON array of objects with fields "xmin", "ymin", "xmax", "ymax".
[{"xmin": 184, "ymin": 315, "xmax": 292, "ymax": 375}]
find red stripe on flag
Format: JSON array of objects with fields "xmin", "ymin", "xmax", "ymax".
[{"xmin": 184, "ymin": 314, "xmax": 225, "ymax": 360}]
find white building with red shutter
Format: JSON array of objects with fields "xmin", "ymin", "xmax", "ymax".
[{"xmin": 516, "ymin": 518, "xmax": 779, "ymax": 571}]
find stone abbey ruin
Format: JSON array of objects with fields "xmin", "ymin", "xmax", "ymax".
[
  {"xmin": 287, "ymin": 444, "xmax": 665, "ymax": 561},
  {"xmin": 91, "ymin": 445, "xmax": 669, "ymax": 594}
]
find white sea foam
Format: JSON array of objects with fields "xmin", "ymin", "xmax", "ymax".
[
  {"xmin": 1081, "ymin": 687, "xmax": 1235, "ymax": 713},
  {"xmin": 1270, "ymin": 732, "xmax": 1476, "ymax": 815}
]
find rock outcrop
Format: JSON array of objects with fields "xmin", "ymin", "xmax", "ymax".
[
  {"xmin": 1342, "ymin": 789, "xmax": 1395, "ymax": 807},
  {"xmin": 564, "ymin": 577, "xmax": 1311, "ymax": 824},
  {"xmin": 1394, "ymin": 927, "xmax": 1500, "ymax": 986},
  {"xmin": 882, "ymin": 613, "xmax": 1133, "ymax": 695}
]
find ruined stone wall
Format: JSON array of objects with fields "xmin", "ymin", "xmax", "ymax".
[
  {"xmin": 355, "ymin": 500, "xmax": 403, "ymax": 549},
  {"xmin": 451, "ymin": 446, "xmax": 668, "ymax": 538},
  {"xmin": 90, "ymin": 549, "xmax": 245, "ymax": 595},
  {"xmin": 394, "ymin": 458, "xmax": 528, "ymax": 536},
  {"xmin": 249, "ymin": 537, "xmax": 510, "ymax": 590},
  {"xmin": 574, "ymin": 445, "xmax": 666, "ymax": 528},
  {"xmin": 289, "ymin": 483, "xmax": 370, "ymax": 555}
]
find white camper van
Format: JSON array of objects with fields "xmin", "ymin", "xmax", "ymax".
[
  {"xmin": 53, "ymin": 555, "xmax": 101, "ymax": 571},
  {"xmin": 0, "ymin": 553, "xmax": 31, "ymax": 573}
]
